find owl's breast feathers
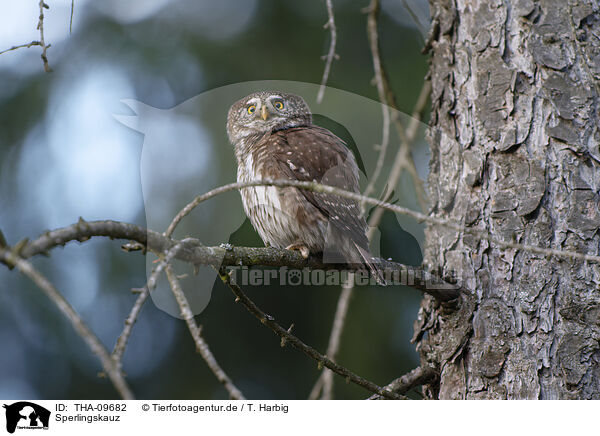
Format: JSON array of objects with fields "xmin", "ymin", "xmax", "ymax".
[{"xmin": 236, "ymin": 125, "xmax": 370, "ymax": 253}]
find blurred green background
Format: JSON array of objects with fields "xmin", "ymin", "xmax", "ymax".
[{"xmin": 0, "ymin": 0, "xmax": 430, "ymax": 399}]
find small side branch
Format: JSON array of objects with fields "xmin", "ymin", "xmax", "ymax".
[
  {"xmin": 368, "ymin": 366, "xmax": 437, "ymax": 399},
  {"xmin": 0, "ymin": 247, "xmax": 133, "ymax": 400},
  {"xmin": 0, "ymin": 41, "xmax": 42, "ymax": 56},
  {"xmin": 37, "ymin": 1, "xmax": 52, "ymax": 72},
  {"xmin": 2, "ymin": 2, "xmax": 53, "ymax": 71},
  {"xmin": 218, "ymin": 268, "xmax": 407, "ymax": 400},
  {"xmin": 316, "ymin": 0, "xmax": 338, "ymax": 104}
]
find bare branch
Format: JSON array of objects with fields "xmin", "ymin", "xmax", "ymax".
[
  {"xmin": 308, "ymin": 368, "xmax": 325, "ymax": 399},
  {"xmin": 360, "ymin": 72, "xmax": 391, "ymax": 212},
  {"xmin": 217, "ymin": 268, "xmax": 407, "ymax": 400},
  {"xmin": 111, "ymin": 289, "xmax": 149, "ymax": 368},
  {"xmin": 37, "ymin": 0, "xmax": 52, "ymax": 72},
  {"xmin": 360, "ymin": 107, "xmax": 390, "ymax": 211},
  {"xmin": 110, "ymin": 238, "xmax": 193, "ymax": 369},
  {"xmin": 0, "ymin": 247, "xmax": 134, "ymax": 400},
  {"xmin": 0, "ymin": 41, "xmax": 42, "ymax": 56},
  {"xmin": 70, "ymin": 0, "xmax": 75, "ymax": 34},
  {"xmin": 16, "ymin": 218, "xmax": 462, "ymax": 301},
  {"xmin": 166, "ymin": 265, "xmax": 246, "ymax": 400},
  {"xmin": 0, "ymin": 0, "xmax": 55, "ymax": 69},
  {"xmin": 316, "ymin": 0, "xmax": 338, "ymax": 104},
  {"xmin": 361, "ymin": 0, "xmax": 391, "ymax": 210},
  {"xmin": 368, "ymin": 365, "xmax": 437, "ymax": 399},
  {"xmin": 165, "ymin": 181, "xmax": 253, "ymax": 238}
]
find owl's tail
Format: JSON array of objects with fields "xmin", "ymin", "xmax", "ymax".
[{"xmin": 353, "ymin": 242, "xmax": 387, "ymax": 286}]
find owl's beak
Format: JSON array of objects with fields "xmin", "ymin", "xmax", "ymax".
[{"xmin": 260, "ymin": 105, "xmax": 269, "ymax": 120}]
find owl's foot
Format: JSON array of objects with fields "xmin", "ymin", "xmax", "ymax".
[{"xmin": 285, "ymin": 243, "xmax": 310, "ymax": 259}]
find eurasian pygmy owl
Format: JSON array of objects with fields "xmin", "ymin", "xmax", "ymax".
[{"xmin": 227, "ymin": 91, "xmax": 384, "ymax": 284}]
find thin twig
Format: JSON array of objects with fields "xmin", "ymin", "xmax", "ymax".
[
  {"xmin": 308, "ymin": 368, "xmax": 326, "ymax": 399},
  {"xmin": 218, "ymin": 268, "xmax": 406, "ymax": 400},
  {"xmin": 0, "ymin": 247, "xmax": 134, "ymax": 400},
  {"xmin": 111, "ymin": 290, "xmax": 149, "ymax": 368},
  {"xmin": 366, "ymin": 0, "xmax": 428, "ymax": 213},
  {"xmin": 309, "ymin": 276, "xmax": 354, "ymax": 399},
  {"xmin": 361, "ymin": 0, "xmax": 392, "ymax": 210},
  {"xmin": 166, "ymin": 265, "xmax": 246, "ymax": 400},
  {"xmin": 0, "ymin": 41, "xmax": 42, "ymax": 56},
  {"xmin": 69, "ymin": 0, "xmax": 75, "ymax": 34},
  {"xmin": 112, "ymin": 260, "xmax": 169, "ymax": 369},
  {"xmin": 316, "ymin": 0, "xmax": 338, "ymax": 104},
  {"xmin": 401, "ymin": 0, "xmax": 427, "ymax": 40},
  {"xmin": 360, "ymin": 104, "xmax": 390, "ymax": 211},
  {"xmin": 37, "ymin": 0, "xmax": 52, "ymax": 72},
  {"xmin": 368, "ymin": 365, "xmax": 436, "ymax": 399}
]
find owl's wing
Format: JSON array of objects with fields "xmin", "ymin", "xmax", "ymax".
[{"xmin": 262, "ymin": 125, "xmax": 369, "ymax": 248}]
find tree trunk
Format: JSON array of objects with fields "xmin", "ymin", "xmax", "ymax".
[{"xmin": 417, "ymin": 0, "xmax": 600, "ymax": 399}]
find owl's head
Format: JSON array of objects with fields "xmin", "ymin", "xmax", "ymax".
[{"xmin": 227, "ymin": 91, "xmax": 312, "ymax": 144}]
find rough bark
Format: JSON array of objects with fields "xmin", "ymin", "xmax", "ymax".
[{"xmin": 417, "ymin": 0, "xmax": 600, "ymax": 399}]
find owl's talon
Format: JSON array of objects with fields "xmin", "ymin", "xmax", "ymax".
[{"xmin": 286, "ymin": 243, "xmax": 310, "ymax": 259}]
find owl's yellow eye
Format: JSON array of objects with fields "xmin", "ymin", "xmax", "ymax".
[
  {"xmin": 247, "ymin": 105, "xmax": 256, "ymax": 114},
  {"xmin": 273, "ymin": 101, "xmax": 284, "ymax": 110}
]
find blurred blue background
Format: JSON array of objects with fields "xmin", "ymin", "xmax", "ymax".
[{"xmin": 0, "ymin": 0, "xmax": 431, "ymax": 399}]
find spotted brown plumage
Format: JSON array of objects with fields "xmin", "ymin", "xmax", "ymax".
[{"xmin": 227, "ymin": 91, "xmax": 385, "ymax": 284}]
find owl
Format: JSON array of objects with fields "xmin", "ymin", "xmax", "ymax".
[{"xmin": 227, "ymin": 91, "xmax": 384, "ymax": 284}]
